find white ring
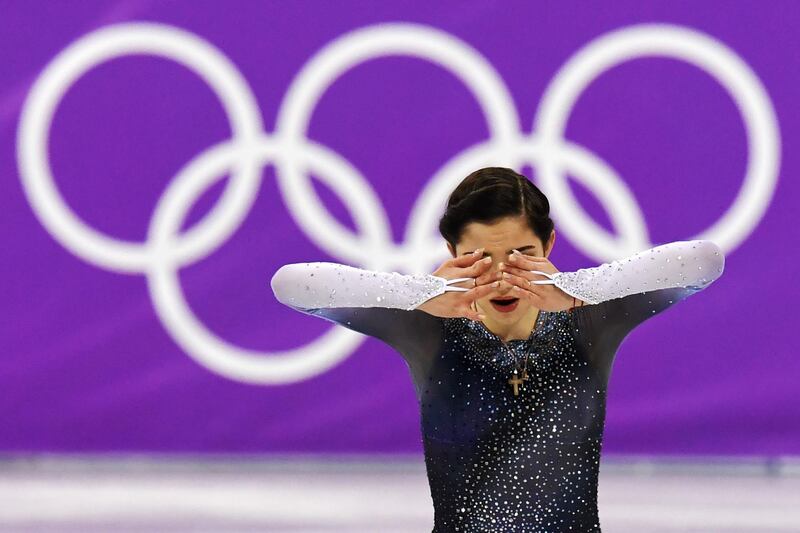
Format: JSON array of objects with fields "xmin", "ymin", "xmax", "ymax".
[
  {"xmin": 17, "ymin": 22, "xmax": 263, "ymax": 272},
  {"xmin": 534, "ymin": 23, "xmax": 779, "ymax": 257},
  {"xmin": 16, "ymin": 22, "xmax": 780, "ymax": 384}
]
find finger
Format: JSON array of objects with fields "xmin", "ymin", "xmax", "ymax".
[
  {"xmin": 500, "ymin": 272, "xmax": 534, "ymax": 292},
  {"xmin": 501, "ymin": 272, "xmax": 546, "ymax": 299},
  {"xmin": 498, "ymin": 265, "xmax": 533, "ymax": 281},
  {"xmin": 510, "ymin": 284, "xmax": 543, "ymax": 305},
  {"xmin": 504, "ymin": 258, "xmax": 558, "ymax": 274},
  {"xmin": 466, "ymin": 256, "xmax": 494, "ymax": 277},
  {"xmin": 501, "ymin": 265, "xmax": 551, "ymax": 282},
  {"xmin": 449, "ymin": 248, "xmax": 485, "ymax": 267},
  {"xmin": 478, "ymin": 279, "xmax": 519, "ymax": 300},
  {"xmin": 507, "ymin": 253, "xmax": 552, "ymax": 271},
  {"xmin": 463, "ymin": 307, "xmax": 486, "ymax": 321},
  {"xmin": 496, "ymin": 275, "xmax": 545, "ymax": 304},
  {"xmin": 511, "ymin": 249, "xmax": 548, "ymax": 260},
  {"xmin": 466, "ymin": 281, "xmax": 497, "ymax": 302},
  {"xmin": 475, "ymin": 269, "xmax": 503, "ymax": 286}
]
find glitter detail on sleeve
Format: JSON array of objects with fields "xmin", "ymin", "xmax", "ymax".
[
  {"xmin": 549, "ymin": 239, "xmax": 724, "ymax": 305},
  {"xmin": 270, "ymin": 261, "xmax": 458, "ymax": 311}
]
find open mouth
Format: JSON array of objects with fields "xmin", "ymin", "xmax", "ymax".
[
  {"xmin": 490, "ymin": 297, "xmax": 519, "ymax": 307},
  {"xmin": 489, "ymin": 297, "xmax": 520, "ymax": 312}
]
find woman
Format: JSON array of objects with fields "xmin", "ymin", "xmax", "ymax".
[{"xmin": 270, "ymin": 167, "xmax": 725, "ymax": 532}]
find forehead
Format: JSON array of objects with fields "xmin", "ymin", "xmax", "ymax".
[{"xmin": 459, "ymin": 217, "xmax": 540, "ymax": 248}]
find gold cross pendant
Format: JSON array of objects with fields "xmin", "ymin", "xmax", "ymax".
[
  {"xmin": 508, "ymin": 372, "xmax": 524, "ymax": 396},
  {"xmin": 522, "ymin": 369, "xmax": 530, "ymax": 381}
]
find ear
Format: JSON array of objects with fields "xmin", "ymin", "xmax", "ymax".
[{"xmin": 544, "ymin": 230, "xmax": 555, "ymax": 258}]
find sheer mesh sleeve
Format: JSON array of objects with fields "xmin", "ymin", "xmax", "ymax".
[
  {"xmin": 561, "ymin": 240, "xmax": 725, "ymax": 384},
  {"xmin": 269, "ymin": 262, "xmax": 457, "ymax": 368}
]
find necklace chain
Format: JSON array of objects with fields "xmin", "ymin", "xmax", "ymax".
[{"xmin": 505, "ymin": 310, "xmax": 541, "ymax": 396}]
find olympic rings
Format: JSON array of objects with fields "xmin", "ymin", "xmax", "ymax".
[{"xmin": 16, "ymin": 22, "xmax": 780, "ymax": 384}]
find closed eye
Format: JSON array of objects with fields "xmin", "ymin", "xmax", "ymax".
[{"xmin": 462, "ymin": 245, "xmax": 537, "ymax": 257}]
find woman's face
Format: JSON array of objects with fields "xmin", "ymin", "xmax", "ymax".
[{"xmin": 448, "ymin": 215, "xmax": 554, "ymax": 324}]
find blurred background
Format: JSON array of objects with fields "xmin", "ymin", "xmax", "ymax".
[{"xmin": 2, "ymin": 1, "xmax": 799, "ymax": 531}]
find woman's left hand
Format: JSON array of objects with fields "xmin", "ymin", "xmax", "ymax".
[{"xmin": 498, "ymin": 251, "xmax": 579, "ymax": 312}]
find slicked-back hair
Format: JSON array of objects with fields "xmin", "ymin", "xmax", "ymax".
[{"xmin": 438, "ymin": 167, "xmax": 554, "ymax": 252}]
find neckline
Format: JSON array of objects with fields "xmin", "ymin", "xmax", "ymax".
[{"xmin": 473, "ymin": 308, "xmax": 549, "ymax": 346}]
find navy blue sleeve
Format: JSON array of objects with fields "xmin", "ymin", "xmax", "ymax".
[
  {"xmin": 270, "ymin": 262, "xmax": 447, "ymax": 370},
  {"xmin": 564, "ymin": 240, "xmax": 725, "ymax": 384},
  {"xmin": 287, "ymin": 304, "xmax": 445, "ymax": 370},
  {"xmin": 570, "ymin": 286, "xmax": 702, "ymax": 384}
]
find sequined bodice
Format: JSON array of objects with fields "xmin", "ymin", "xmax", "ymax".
[{"xmin": 416, "ymin": 311, "xmax": 606, "ymax": 531}]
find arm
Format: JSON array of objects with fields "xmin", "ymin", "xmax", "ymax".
[
  {"xmin": 554, "ymin": 240, "xmax": 725, "ymax": 382},
  {"xmin": 269, "ymin": 262, "xmax": 467, "ymax": 367}
]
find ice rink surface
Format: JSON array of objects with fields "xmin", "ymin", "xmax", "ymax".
[{"xmin": 1, "ymin": 454, "xmax": 798, "ymax": 532}]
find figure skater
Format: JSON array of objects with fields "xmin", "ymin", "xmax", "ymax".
[{"xmin": 270, "ymin": 167, "xmax": 725, "ymax": 532}]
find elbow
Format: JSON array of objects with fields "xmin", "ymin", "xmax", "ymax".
[
  {"xmin": 270, "ymin": 264, "xmax": 299, "ymax": 307},
  {"xmin": 694, "ymin": 239, "xmax": 726, "ymax": 286},
  {"xmin": 270, "ymin": 262, "xmax": 339, "ymax": 311}
]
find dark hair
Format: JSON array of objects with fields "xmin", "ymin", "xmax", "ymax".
[{"xmin": 438, "ymin": 167, "xmax": 554, "ymax": 252}]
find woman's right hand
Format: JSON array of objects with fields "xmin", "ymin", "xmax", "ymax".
[{"xmin": 417, "ymin": 248, "xmax": 501, "ymax": 321}]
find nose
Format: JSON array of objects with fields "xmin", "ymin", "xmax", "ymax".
[
  {"xmin": 491, "ymin": 262, "xmax": 516, "ymax": 295},
  {"xmin": 488, "ymin": 263, "xmax": 507, "ymax": 284},
  {"xmin": 496, "ymin": 285, "xmax": 514, "ymax": 297}
]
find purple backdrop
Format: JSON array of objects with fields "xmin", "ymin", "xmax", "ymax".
[{"xmin": 2, "ymin": 1, "xmax": 797, "ymax": 455}]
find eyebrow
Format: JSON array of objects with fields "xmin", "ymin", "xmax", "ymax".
[{"xmin": 461, "ymin": 245, "xmax": 537, "ymax": 256}]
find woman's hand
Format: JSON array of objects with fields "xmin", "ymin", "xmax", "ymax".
[
  {"xmin": 417, "ymin": 248, "xmax": 500, "ymax": 321},
  {"xmin": 497, "ymin": 251, "xmax": 582, "ymax": 312}
]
